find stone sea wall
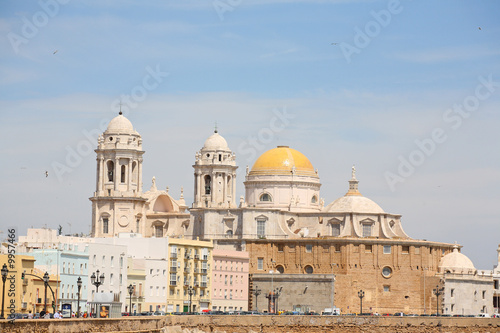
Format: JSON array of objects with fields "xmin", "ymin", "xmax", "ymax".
[{"xmin": 2, "ymin": 315, "xmax": 500, "ymax": 333}]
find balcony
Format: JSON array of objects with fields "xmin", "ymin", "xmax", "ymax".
[
  {"xmin": 201, "ymin": 282, "xmax": 207, "ymax": 288},
  {"xmin": 202, "ymin": 255, "xmax": 208, "ymax": 261},
  {"xmin": 201, "ymin": 269, "xmax": 207, "ymax": 274},
  {"xmin": 169, "ymin": 281, "xmax": 177, "ymax": 286},
  {"xmin": 184, "ymin": 281, "xmax": 189, "ymax": 286},
  {"xmin": 170, "ymin": 252, "xmax": 178, "ymax": 259},
  {"xmin": 170, "ymin": 266, "xmax": 177, "ymax": 273},
  {"xmin": 194, "ymin": 254, "xmax": 200, "ymax": 260},
  {"xmin": 193, "ymin": 268, "xmax": 199, "ymax": 274},
  {"xmin": 21, "ymin": 302, "xmax": 27, "ymax": 309},
  {"xmin": 184, "ymin": 267, "xmax": 190, "ymax": 274}
]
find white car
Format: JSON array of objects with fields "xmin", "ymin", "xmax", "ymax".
[{"xmin": 477, "ymin": 313, "xmax": 491, "ymax": 318}]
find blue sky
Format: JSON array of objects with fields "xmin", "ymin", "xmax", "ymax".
[{"xmin": 0, "ymin": 0, "xmax": 499, "ymax": 269}]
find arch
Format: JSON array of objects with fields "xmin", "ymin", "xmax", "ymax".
[
  {"xmin": 276, "ymin": 265, "xmax": 284, "ymax": 274},
  {"xmin": 311, "ymin": 195, "xmax": 318, "ymax": 204},
  {"xmin": 259, "ymin": 193, "xmax": 272, "ymax": 202},
  {"xmin": 204, "ymin": 175, "xmax": 212, "ymax": 195},
  {"xmin": 121, "ymin": 165, "xmax": 126, "ymax": 183},
  {"xmin": 106, "ymin": 160, "xmax": 114, "ymax": 182},
  {"xmin": 304, "ymin": 265, "xmax": 313, "ymax": 274},
  {"xmin": 132, "ymin": 161, "xmax": 138, "ymax": 183},
  {"xmin": 153, "ymin": 195, "xmax": 174, "ymax": 212},
  {"xmin": 226, "ymin": 230, "xmax": 233, "ymax": 237}
]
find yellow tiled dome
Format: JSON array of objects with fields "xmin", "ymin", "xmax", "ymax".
[{"xmin": 249, "ymin": 146, "xmax": 318, "ymax": 177}]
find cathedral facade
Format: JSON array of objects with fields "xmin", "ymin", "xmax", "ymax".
[{"xmin": 91, "ymin": 113, "xmax": 465, "ymax": 314}]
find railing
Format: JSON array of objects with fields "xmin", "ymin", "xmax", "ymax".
[
  {"xmin": 184, "ymin": 267, "xmax": 190, "ymax": 273},
  {"xmin": 194, "ymin": 268, "xmax": 199, "ymax": 273},
  {"xmin": 201, "ymin": 269, "xmax": 207, "ymax": 274},
  {"xmin": 169, "ymin": 281, "xmax": 177, "ymax": 286},
  {"xmin": 202, "ymin": 255, "xmax": 208, "ymax": 261},
  {"xmin": 170, "ymin": 266, "xmax": 177, "ymax": 273},
  {"xmin": 201, "ymin": 282, "xmax": 207, "ymax": 288},
  {"xmin": 170, "ymin": 252, "xmax": 178, "ymax": 258},
  {"xmin": 194, "ymin": 254, "xmax": 200, "ymax": 260}
]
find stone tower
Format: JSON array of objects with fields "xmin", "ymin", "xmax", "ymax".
[
  {"xmin": 90, "ymin": 112, "xmax": 146, "ymax": 237},
  {"xmin": 192, "ymin": 130, "xmax": 238, "ymax": 208}
]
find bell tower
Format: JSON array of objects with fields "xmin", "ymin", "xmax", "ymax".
[
  {"xmin": 90, "ymin": 111, "xmax": 146, "ymax": 237},
  {"xmin": 193, "ymin": 129, "xmax": 238, "ymax": 208}
]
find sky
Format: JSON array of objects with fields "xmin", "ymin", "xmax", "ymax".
[{"xmin": 0, "ymin": 0, "xmax": 499, "ymax": 269}]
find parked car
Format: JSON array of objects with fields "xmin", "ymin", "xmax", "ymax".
[
  {"xmin": 477, "ymin": 313, "xmax": 491, "ymax": 318},
  {"xmin": 394, "ymin": 312, "xmax": 405, "ymax": 316},
  {"xmin": 153, "ymin": 311, "xmax": 166, "ymax": 316}
]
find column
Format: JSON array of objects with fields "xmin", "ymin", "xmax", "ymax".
[
  {"xmin": 232, "ymin": 173, "xmax": 237, "ymax": 207},
  {"xmin": 138, "ymin": 158, "xmax": 143, "ymax": 194},
  {"xmin": 223, "ymin": 173, "xmax": 227, "ymax": 207},
  {"xmin": 114, "ymin": 157, "xmax": 120, "ymax": 191},
  {"xmin": 211, "ymin": 172, "xmax": 216, "ymax": 205},
  {"xmin": 127, "ymin": 158, "xmax": 132, "ymax": 192}
]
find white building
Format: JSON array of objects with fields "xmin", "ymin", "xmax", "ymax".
[{"xmin": 439, "ymin": 246, "xmax": 493, "ymax": 316}]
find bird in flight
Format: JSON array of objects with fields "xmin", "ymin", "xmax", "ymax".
[
  {"xmin": 478, "ymin": 27, "xmax": 481, "ymax": 30},
  {"xmin": 331, "ymin": 43, "xmax": 339, "ymax": 45},
  {"xmin": 53, "ymin": 50, "xmax": 58, "ymax": 54},
  {"xmin": 45, "ymin": 171, "xmax": 49, "ymax": 177}
]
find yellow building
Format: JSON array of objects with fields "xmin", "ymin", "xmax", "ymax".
[
  {"xmin": 127, "ymin": 257, "xmax": 146, "ymax": 314},
  {"xmin": 0, "ymin": 254, "xmax": 59, "ymax": 316},
  {"xmin": 166, "ymin": 238, "xmax": 213, "ymax": 313}
]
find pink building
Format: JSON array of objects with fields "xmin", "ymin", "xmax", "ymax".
[{"xmin": 211, "ymin": 249, "xmax": 249, "ymax": 312}]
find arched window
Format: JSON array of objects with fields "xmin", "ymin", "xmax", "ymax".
[
  {"xmin": 259, "ymin": 193, "xmax": 272, "ymax": 202},
  {"xmin": 155, "ymin": 225, "xmax": 163, "ymax": 238},
  {"xmin": 107, "ymin": 161, "xmax": 114, "ymax": 182},
  {"xmin": 102, "ymin": 217, "xmax": 109, "ymax": 234},
  {"xmin": 204, "ymin": 175, "xmax": 211, "ymax": 195},
  {"xmin": 121, "ymin": 165, "xmax": 126, "ymax": 183},
  {"xmin": 304, "ymin": 265, "xmax": 313, "ymax": 274},
  {"xmin": 276, "ymin": 265, "xmax": 284, "ymax": 274},
  {"xmin": 226, "ymin": 230, "xmax": 233, "ymax": 237},
  {"xmin": 311, "ymin": 195, "xmax": 318, "ymax": 204}
]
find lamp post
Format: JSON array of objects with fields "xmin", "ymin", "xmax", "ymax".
[
  {"xmin": 43, "ymin": 272, "xmax": 50, "ymax": 313},
  {"xmin": 90, "ymin": 270, "xmax": 105, "ymax": 317},
  {"xmin": 433, "ymin": 285, "xmax": 444, "ymax": 316},
  {"xmin": 1, "ymin": 264, "xmax": 8, "ymax": 319},
  {"xmin": 90, "ymin": 270, "xmax": 105, "ymax": 293},
  {"xmin": 76, "ymin": 277, "xmax": 82, "ymax": 318},
  {"xmin": 253, "ymin": 286, "xmax": 261, "ymax": 312},
  {"xmin": 270, "ymin": 260, "xmax": 276, "ymax": 313},
  {"xmin": 358, "ymin": 290, "xmax": 365, "ymax": 315},
  {"xmin": 331, "ymin": 263, "xmax": 336, "ymax": 315},
  {"xmin": 188, "ymin": 286, "xmax": 194, "ymax": 313},
  {"xmin": 128, "ymin": 284, "xmax": 134, "ymax": 315}
]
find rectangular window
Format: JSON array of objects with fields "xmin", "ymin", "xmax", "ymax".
[
  {"xmin": 150, "ymin": 286, "xmax": 153, "ymax": 296},
  {"xmin": 362, "ymin": 224, "xmax": 372, "ymax": 237},
  {"xmin": 111, "ymin": 256, "xmax": 114, "ymax": 267},
  {"xmin": 402, "ymin": 246, "xmax": 409, "ymax": 254},
  {"xmin": 365, "ymin": 245, "xmax": 372, "ymax": 253},
  {"xmin": 136, "ymin": 219, "xmax": 140, "ymax": 233},
  {"xmin": 155, "ymin": 226, "xmax": 163, "ymax": 238},
  {"xmin": 257, "ymin": 258, "xmax": 263, "ymax": 270},
  {"xmin": 110, "ymin": 273, "xmax": 113, "ymax": 285},
  {"xmin": 225, "ymin": 275, "xmax": 228, "ymax": 285},
  {"xmin": 383, "ymin": 245, "xmax": 391, "ymax": 254},
  {"xmin": 289, "ymin": 244, "xmax": 296, "ymax": 252},
  {"xmin": 257, "ymin": 220, "xmax": 266, "ymax": 237},
  {"xmin": 230, "ymin": 275, "xmax": 233, "ymax": 285},
  {"xmin": 102, "ymin": 255, "xmax": 105, "ymax": 266},
  {"xmin": 483, "ymin": 290, "xmax": 486, "ymax": 299},
  {"xmin": 306, "ymin": 244, "xmax": 312, "ymax": 253},
  {"xmin": 331, "ymin": 224, "xmax": 340, "ymax": 236},
  {"xmin": 120, "ymin": 256, "xmax": 123, "ymax": 268},
  {"xmin": 278, "ymin": 244, "xmax": 284, "ymax": 252},
  {"xmin": 335, "ymin": 244, "xmax": 341, "ymax": 253},
  {"xmin": 322, "ymin": 245, "xmax": 330, "ymax": 253},
  {"xmin": 451, "ymin": 289, "xmax": 455, "ymax": 297},
  {"xmin": 383, "ymin": 285, "xmax": 390, "ymax": 292},
  {"xmin": 103, "ymin": 218, "xmax": 109, "ymax": 234}
]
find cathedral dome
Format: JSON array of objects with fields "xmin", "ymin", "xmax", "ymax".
[
  {"xmin": 439, "ymin": 246, "xmax": 476, "ymax": 273},
  {"xmin": 325, "ymin": 195, "xmax": 384, "ymax": 214},
  {"xmin": 106, "ymin": 112, "xmax": 135, "ymax": 134},
  {"xmin": 249, "ymin": 146, "xmax": 318, "ymax": 177},
  {"xmin": 203, "ymin": 131, "xmax": 229, "ymax": 151}
]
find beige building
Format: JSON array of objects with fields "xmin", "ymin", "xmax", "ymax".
[{"xmin": 126, "ymin": 257, "xmax": 146, "ymax": 314}]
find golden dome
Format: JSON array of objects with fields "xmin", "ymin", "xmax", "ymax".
[{"xmin": 249, "ymin": 146, "xmax": 318, "ymax": 177}]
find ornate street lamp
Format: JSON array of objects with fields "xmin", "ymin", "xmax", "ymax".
[
  {"xmin": 188, "ymin": 286, "xmax": 194, "ymax": 313},
  {"xmin": 433, "ymin": 285, "xmax": 444, "ymax": 316},
  {"xmin": 90, "ymin": 270, "xmax": 105, "ymax": 293},
  {"xmin": 76, "ymin": 277, "xmax": 82, "ymax": 318},
  {"xmin": 358, "ymin": 290, "xmax": 365, "ymax": 315},
  {"xmin": 43, "ymin": 272, "xmax": 50, "ymax": 312},
  {"xmin": 252, "ymin": 286, "xmax": 261, "ymax": 312},
  {"xmin": 128, "ymin": 284, "xmax": 134, "ymax": 315},
  {"xmin": 1, "ymin": 264, "xmax": 8, "ymax": 319}
]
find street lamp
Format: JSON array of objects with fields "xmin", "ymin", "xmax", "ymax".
[
  {"xmin": 270, "ymin": 260, "xmax": 276, "ymax": 313},
  {"xmin": 90, "ymin": 270, "xmax": 105, "ymax": 293},
  {"xmin": 128, "ymin": 284, "xmax": 134, "ymax": 315},
  {"xmin": 433, "ymin": 285, "xmax": 444, "ymax": 316},
  {"xmin": 252, "ymin": 286, "xmax": 262, "ymax": 312},
  {"xmin": 188, "ymin": 286, "xmax": 194, "ymax": 313},
  {"xmin": 76, "ymin": 277, "xmax": 82, "ymax": 318},
  {"xmin": 43, "ymin": 272, "xmax": 50, "ymax": 312},
  {"xmin": 330, "ymin": 263, "xmax": 336, "ymax": 315},
  {"xmin": 358, "ymin": 290, "xmax": 365, "ymax": 315},
  {"xmin": 1, "ymin": 264, "xmax": 8, "ymax": 319}
]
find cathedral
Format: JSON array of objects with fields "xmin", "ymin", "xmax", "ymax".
[{"xmin": 90, "ymin": 112, "xmax": 484, "ymax": 314}]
